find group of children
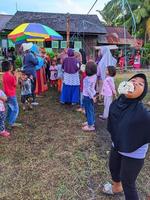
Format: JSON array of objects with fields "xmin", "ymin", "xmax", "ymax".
[
  {"xmin": 79, "ymin": 61, "xmax": 116, "ymax": 131},
  {"xmin": 0, "ymin": 54, "xmax": 117, "ymax": 137},
  {"xmin": 0, "ymin": 61, "xmax": 20, "ymax": 137},
  {"xmin": 48, "ymin": 58, "xmax": 63, "ymax": 91},
  {"xmin": 0, "ymin": 54, "xmax": 65, "ymax": 138}
]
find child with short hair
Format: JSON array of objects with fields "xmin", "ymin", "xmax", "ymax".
[
  {"xmin": 99, "ymin": 66, "xmax": 116, "ymax": 120},
  {"xmin": 19, "ymin": 71, "xmax": 32, "ymax": 110},
  {"xmin": 49, "ymin": 59, "xmax": 58, "ymax": 87},
  {"xmin": 2, "ymin": 60, "xmax": 20, "ymax": 128},
  {"xmin": 0, "ymin": 89, "xmax": 10, "ymax": 137},
  {"xmin": 82, "ymin": 61, "xmax": 97, "ymax": 131}
]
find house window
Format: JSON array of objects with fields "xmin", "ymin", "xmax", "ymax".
[
  {"xmin": 74, "ymin": 41, "xmax": 82, "ymax": 50},
  {"xmin": 52, "ymin": 41, "xmax": 59, "ymax": 48},
  {"xmin": 61, "ymin": 41, "xmax": 67, "ymax": 48},
  {"xmin": 2, "ymin": 39, "xmax": 7, "ymax": 48}
]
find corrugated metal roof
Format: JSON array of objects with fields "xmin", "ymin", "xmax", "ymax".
[
  {"xmin": 4, "ymin": 11, "xmax": 107, "ymax": 34},
  {"xmin": 0, "ymin": 14, "xmax": 13, "ymax": 31},
  {"xmin": 98, "ymin": 26, "xmax": 137, "ymax": 45},
  {"xmin": 105, "ymin": 26, "xmax": 133, "ymax": 39}
]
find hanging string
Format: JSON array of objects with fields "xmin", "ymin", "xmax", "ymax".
[
  {"xmin": 125, "ymin": 0, "xmax": 136, "ymax": 36},
  {"xmin": 87, "ymin": 0, "xmax": 98, "ymax": 15},
  {"xmin": 122, "ymin": 0, "xmax": 127, "ymax": 69}
]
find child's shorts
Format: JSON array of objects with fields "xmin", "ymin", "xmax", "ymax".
[{"xmin": 21, "ymin": 94, "xmax": 32, "ymax": 104}]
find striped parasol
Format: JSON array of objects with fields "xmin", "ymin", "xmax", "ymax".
[{"xmin": 8, "ymin": 23, "xmax": 63, "ymax": 43}]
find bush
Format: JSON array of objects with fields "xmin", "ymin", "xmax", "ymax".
[{"xmin": 141, "ymin": 43, "xmax": 150, "ymax": 67}]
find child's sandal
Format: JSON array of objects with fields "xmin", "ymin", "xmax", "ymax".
[
  {"xmin": 82, "ymin": 125, "xmax": 95, "ymax": 132},
  {"xmin": 82, "ymin": 121, "xmax": 88, "ymax": 126}
]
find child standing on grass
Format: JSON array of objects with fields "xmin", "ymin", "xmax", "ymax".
[
  {"xmin": 103, "ymin": 73, "xmax": 150, "ymax": 199},
  {"xmin": 76, "ymin": 65, "xmax": 86, "ymax": 113},
  {"xmin": 99, "ymin": 66, "xmax": 116, "ymax": 120},
  {"xmin": 57, "ymin": 58, "xmax": 63, "ymax": 92},
  {"xmin": 2, "ymin": 61, "xmax": 21, "ymax": 128},
  {"xmin": 19, "ymin": 71, "xmax": 32, "ymax": 111},
  {"xmin": 49, "ymin": 59, "xmax": 58, "ymax": 87},
  {"xmin": 0, "ymin": 89, "xmax": 10, "ymax": 137},
  {"xmin": 82, "ymin": 61, "xmax": 97, "ymax": 132}
]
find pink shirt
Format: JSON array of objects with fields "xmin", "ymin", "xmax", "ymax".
[
  {"xmin": 101, "ymin": 76, "xmax": 116, "ymax": 97},
  {"xmin": 83, "ymin": 74, "xmax": 97, "ymax": 99}
]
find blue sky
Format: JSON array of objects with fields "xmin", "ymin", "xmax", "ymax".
[{"xmin": 0, "ymin": 0, "xmax": 109, "ymax": 19}]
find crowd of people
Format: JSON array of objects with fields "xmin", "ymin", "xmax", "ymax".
[
  {"xmin": 0, "ymin": 44, "xmax": 149, "ymax": 200},
  {"xmin": 118, "ymin": 49, "xmax": 141, "ymax": 72}
]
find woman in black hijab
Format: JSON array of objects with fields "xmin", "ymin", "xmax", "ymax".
[{"xmin": 103, "ymin": 73, "xmax": 150, "ymax": 200}]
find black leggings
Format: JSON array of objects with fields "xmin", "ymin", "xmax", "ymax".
[
  {"xmin": 31, "ymin": 77, "xmax": 36, "ymax": 102},
  {"xmin": 109, "ymin": 147, "xmax": 144, "ymax": 200}
]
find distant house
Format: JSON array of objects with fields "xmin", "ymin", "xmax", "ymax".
[
  {"xmin": 3, "ymin": 11, "xmax": 107, "ymax": 57},
  {"xmin": 97, "ymin": 26, "xmax": 143, "ymax": 49},
  {"xmin": 0, "ymin": 14, "xmax": 13, "ymax": 48}
]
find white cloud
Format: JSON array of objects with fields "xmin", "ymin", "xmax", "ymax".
[
  {"xmin": 0, "ymin": 11, "xmax": 8, "ymax": 14},
  {"xmin": 64, "ymin": 0, "xmax": 72, "ymax": 5}
]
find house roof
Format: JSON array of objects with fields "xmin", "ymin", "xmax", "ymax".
[
  {"xmin": 0, "ymin": 14, "xmax": 13, "ymax": 31},
  {"xmin": 105, "ymin": 26, "xmax": 133, "ymax": 39},
  {"xmin": 98, "ymin": 26, "xmax": 135, "ymax": 45},
  {"xmin": 4, "ymin": 11, "xmax": 107, "ymax": 34}
]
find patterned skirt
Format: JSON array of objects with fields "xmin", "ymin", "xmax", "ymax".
[{"xmin": 60, "ymin": 72, "xmax": 80, "ymax": 104}]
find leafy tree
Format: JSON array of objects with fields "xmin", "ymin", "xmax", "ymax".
[{"xmin": 97, "ymin": 0, "xmax": 150, "ymax": 41}]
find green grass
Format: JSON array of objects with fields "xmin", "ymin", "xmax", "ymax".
[{"xmin": 0, "ymin": 72, "xmax": 149, "ymax": 199}]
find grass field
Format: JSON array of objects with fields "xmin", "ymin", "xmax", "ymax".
[{"xmin": 0, "ymin": 71, "xmax": 150, "ymax": 200}]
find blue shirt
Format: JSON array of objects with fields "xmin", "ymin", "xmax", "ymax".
[{"xmin": 23, "ymin": 52, "xmax": 38, "ymax": 78}]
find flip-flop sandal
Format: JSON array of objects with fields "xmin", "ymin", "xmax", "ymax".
[
  {"xmin": 103, "ymin": 182, "xmax": 123, "ymax": 195},
  {"xmin": 82, "ymin": 122, "xmax": 88, "ymax": 126},
  {"xmin": 103, "ymin": 183, "xmax": 114, "ymax": 195}
]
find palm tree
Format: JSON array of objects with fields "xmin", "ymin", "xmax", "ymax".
[{"xmin": 98, "ymin": 0, "xmax": 150, "ymax": 41}]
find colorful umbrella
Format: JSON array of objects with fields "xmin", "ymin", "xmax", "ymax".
[{"xmin": 8, "ymin": 23, "xmax": 63, "ymax": 43}]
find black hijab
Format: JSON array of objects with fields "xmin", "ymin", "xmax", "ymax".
[{"xmin": 107, "ymin": 73, "xmax": 150, "ymax": 152}]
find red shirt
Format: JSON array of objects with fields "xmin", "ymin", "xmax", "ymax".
[
  {"xmin": 80, "ymin": 71, "xmax": 86, "ymax": 92},
  {"xmin": 2, "ymin": 71, "xmax": 17, "ymax": 97}
]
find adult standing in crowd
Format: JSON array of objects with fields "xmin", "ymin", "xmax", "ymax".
[
  {"xmin": 97, "ymin": 47, "xmax": 117, "ymax": 98},
  {"xmin": 60, "ymin": 48, "xmax": 80, "ymax": 105},
  {"xmin": 33, "ymin": 46, "xmax": 48, "ymax": 95},
  {"xmin": 22, "ymin": 43, "xmax": 39, "ymax": 105},
  {"xmin": 79, "ymin": 49, "xmax": 87, "ymax": 65},
  {"xmin": 133, "ymin": 51, "xmax": 141, "ymax": 69},
  {"xmin": 59, "ymin": 48, "xmax": 68, "ymax": 63}
]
